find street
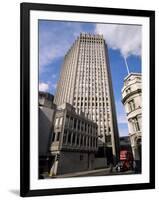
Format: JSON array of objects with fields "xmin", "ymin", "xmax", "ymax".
[{"xmin": 51, "ymin": 167, "xmax": 137, "ymax": 179}]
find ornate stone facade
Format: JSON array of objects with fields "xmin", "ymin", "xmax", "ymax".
[{"xmin": 122, "ymin": 73, "xmax": 142, "ymax": 170}]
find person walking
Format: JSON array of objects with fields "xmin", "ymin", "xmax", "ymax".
[{"xmin": 109, "ymin": 157, "xmax": 114, "ymax": 173}]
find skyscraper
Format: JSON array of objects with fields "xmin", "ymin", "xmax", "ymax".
[{"xmin": 54, "ymin": 33, "xmax": 119, "ymax": 163}]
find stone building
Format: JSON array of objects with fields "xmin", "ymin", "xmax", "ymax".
[
  {"xmin": 38, "ymin": 92, "xmax": 56, "ymax": 177},
  {"xmin": 38, "ymin": 92, "xmax": 98, "ymax": 177},
  {"xmin": 121, "ymin": 73, "xmax": 142, "ymax": 171},
  {"xmin": 49, "ymin": 103, "xmax": 98, "ymax": 176},
  {"xmin": 54, "ymin": 33, "xmax": 119, "ymax": 164}
]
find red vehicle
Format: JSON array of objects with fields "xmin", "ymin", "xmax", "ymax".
[{"xmin": 116, "ymin": 150, "xmax": 133, "ymax": 172}]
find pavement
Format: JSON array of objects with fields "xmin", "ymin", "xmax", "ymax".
[{"xmin": 51, "ymin": 167, "xmax": 135, "ymax": 178}]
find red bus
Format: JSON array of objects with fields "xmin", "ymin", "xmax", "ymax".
[{"xmin": 116, "ymin": 150, "xmax": 133, "ymax": 172}]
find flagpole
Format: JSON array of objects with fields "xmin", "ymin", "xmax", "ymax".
[{"xmin": 124, "ymin": 56, "xmax": 130, "ymax": 75}]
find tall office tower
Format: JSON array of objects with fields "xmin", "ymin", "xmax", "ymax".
[{"xmin": 54, "ymin": 33, "xmax": 119, "ymax": 163}]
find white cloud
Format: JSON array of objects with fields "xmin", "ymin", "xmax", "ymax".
[
  {"xmin": 39, "ymin": 32, "xmax": 70, "ymax": 72},
  {"xmin": 39, "ymin": 82, "xmax": 49, "ymax": 92},
  {"xmin": 95, "ymin": 24, "xmax": 141, "ymax": 58},
  {"xmin": 39, "ymin": 22, "xmax": 85, "ymax": 72}
]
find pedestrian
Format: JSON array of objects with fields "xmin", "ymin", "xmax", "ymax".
[
  {"xmin": 133, "ymin": 160, "xmax": 136, "ymax": 172},
  {"xmin": 109, "ymin": 159, "xmax": 114, "ymax": 173}
]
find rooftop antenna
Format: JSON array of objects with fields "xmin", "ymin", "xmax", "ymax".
[{"xmin": 124, "ymin": 56, "xmax": 130, "ymax": 75}]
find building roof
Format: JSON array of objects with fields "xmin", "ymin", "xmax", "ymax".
[{"xmin": 124, "ymin": 72, "xmax": 141, "ymax": 81}]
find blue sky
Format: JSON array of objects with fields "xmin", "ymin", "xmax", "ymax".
[{"xmin": 39, "ymin": 20, "xmax": 141, "ymax": 137}]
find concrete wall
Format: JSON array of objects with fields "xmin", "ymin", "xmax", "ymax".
[
  {"xmin": 39, "ymin": 107, "xmax": 55, "ymax": 156},
  {"xmin": 93, "ymin": 158, "xmax": 107, "ymax": 169},
  {"xmin": 56, "ymin": 152, "xmax": 94, "ymax": 175}
]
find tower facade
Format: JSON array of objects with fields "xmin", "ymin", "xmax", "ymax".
[
  {"xmin": 54, "ymin": 33, "xmax": 119, "ymax": 162},
  {"xmin": 121, "ymin": 73, "xmax": 142, "ymax": 170}
]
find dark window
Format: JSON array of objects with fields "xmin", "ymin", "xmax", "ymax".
[
  {"xmin": 108, "ymin": 127, "xmax": 111, "ymax": 133},
  {"xmin": 52, "ymin": 132, "xmax": 55, "ymax": 142},
  {"xmin": 81, "ymin": 121, "xmax": 84, "ymax": 131},
  {"xmin": 72, "ymin": 133, "xmax": 76, "ymax": 145},
  {"xmin": 90, "ymin": 126, "xmax": 92, "ymax": 135},
  {"xmin": 88, "ymin": 124, "xmax": 90, "ymax": 134},
  {"xmin": 77, "ymin": 135, "xmax": 79, "ymax": 145},
  {"xmin": 84, "ymin": 136, "xmax": 87, "ymax": 146},
  {"xmin": 63, "ymin": 130, "xmax": 67, "ymax": 144},
  {"xmin": 105, "ymin": 135, "xmax": 111, "ymax": 143},
  {"xmin": 74, "ymin": 118, "xmax": 77, "ymax": 129},
  {"xmin": 78, "ymin": 120, "xmax": 81, "ymax": 130},
  {"xmin": 128, "ymin": 99, "xmax": 135, "ymax": 112},
  {"xmin": 80, "ymin": 136, "xmax": 83, "ymax": 145},
  {"xmin": 70, "ymin": 117, "xmax": 73, "ymax": 128},
  {"xmin": 67, "ymin": 132, "xmax": 71, "ymax": 143},
  {"xmin": 56, "ymin": 132, "xmax": 60, "ymax": 141},
  {"xmin": 65, "ymin": 115, "xmax": 69, "ymax": 127},
  {"xmin": 85, "ymin": 123, "xmax": 87, "ymax": 132},
  {"xmin": 93, "ymin": 138, "xmax": 96, "ymax": 147}
]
